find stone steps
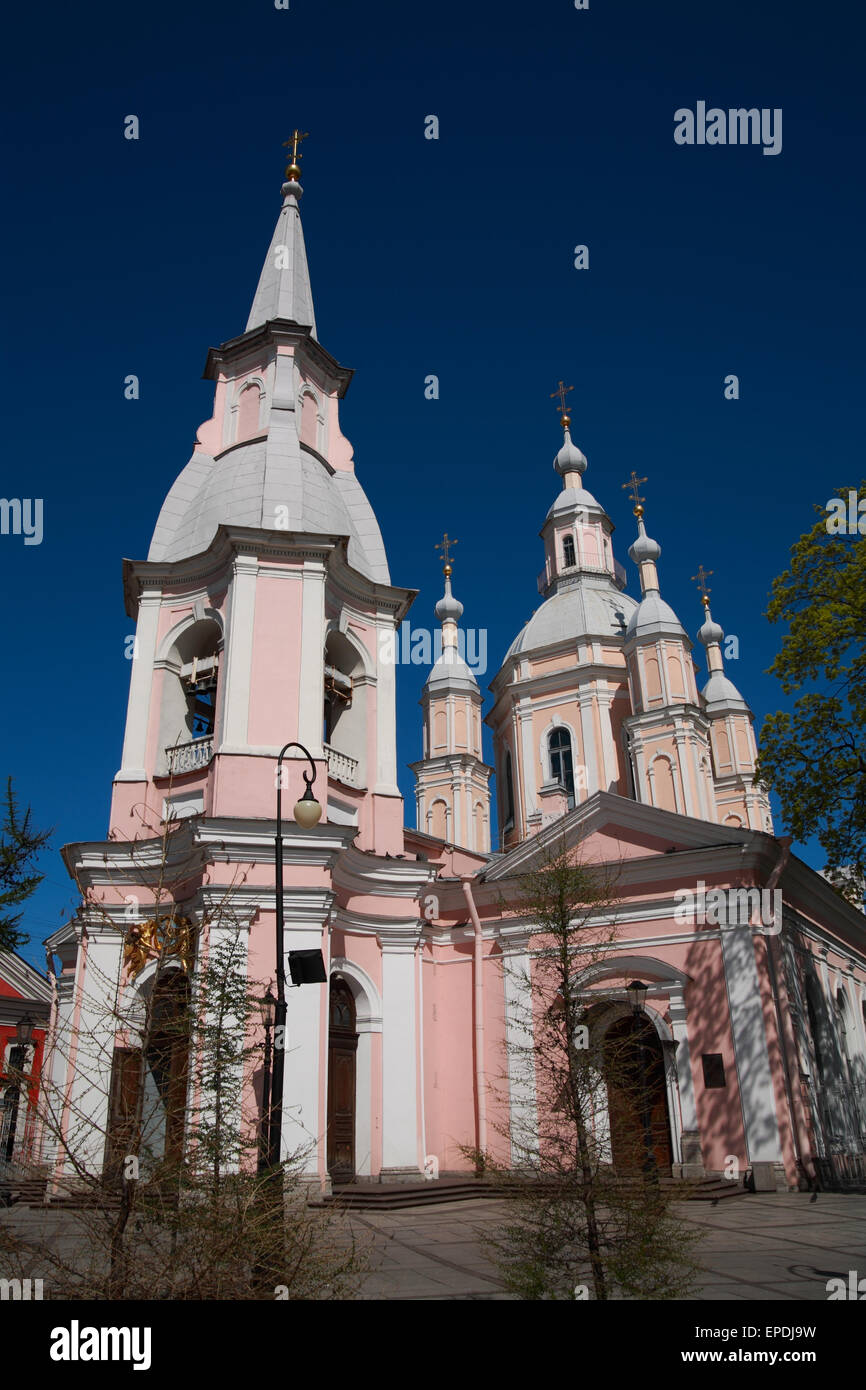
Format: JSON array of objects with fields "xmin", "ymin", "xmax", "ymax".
[{"xmin": 323, "ymin": 1173, "xmax": 748, "ymax": 1211}]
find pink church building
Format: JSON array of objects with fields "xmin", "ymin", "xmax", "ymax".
[{"xmin": 43, "ymin": 155, "xmax": 866, "ymax": 1197}]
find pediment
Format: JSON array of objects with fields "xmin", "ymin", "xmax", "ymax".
[{"xmin": 483, "ymin": 790, "xmax": 759, "ymax": 882}]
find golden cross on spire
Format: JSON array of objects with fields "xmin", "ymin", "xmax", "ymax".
[
  {"xmin": 692, "ymin": 564, "xmax": 714, "ymax": 607},
  {"xmin": 283, "ymin": 129, "xmax": 309, "ymax": 176},
  {"xmin": 435, "ymin": 532, "xmax": 458, "ymax": 575},
  {"xmin": 622, "ymin": 471, "xmax": 648, "ymax": 514},
  {"xmin": 550, "ymin": 379, "xmax": 574, "ymax": 425}
]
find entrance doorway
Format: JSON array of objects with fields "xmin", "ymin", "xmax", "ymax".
[
  {"xmin": 104, "ymin": 970, "xmax": 190, "ymax": 1181},
  {"xmin": 327, "ymin": 978, "xmax": 357, "ymax": 1183},
  {"xmin": 602, "ymin": 1013, "xmax": 673, "ymax": 1172}
]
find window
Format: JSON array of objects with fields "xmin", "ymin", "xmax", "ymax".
[
  {"xmin": 548, "ymin": 727, "xmax": 575, "ymax": 808},
  {"xmin": 562, "ymin": 534, "xmax": 576, "ymax": 569},
  {"xmin": 701, "ymin": 1054, "xmax": 726, "ymax": 1088},
  {"xmin": 504, "ymin": 749, "xmax": 515, "ymax": 829}
]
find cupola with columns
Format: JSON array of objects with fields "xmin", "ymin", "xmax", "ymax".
[
  {"xmin": 487, "ymin": 388, "xmax": 639, "ymax": 848},
  {"xmin": 410, "ymin": 536, "xmax": 492, "ymax": 852},
  {"xmin": 620, "ymin": 481, "xmax": 717, "ymax": 819},
  {"xmin": 694, "ymin": 574, "xmax": 774, "ymax": 832},
  {"xmin": 488, "ymin": 386, "xmax": 775, "ymax": 847}
]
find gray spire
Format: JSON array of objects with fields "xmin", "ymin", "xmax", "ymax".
[
  {"xmin": 246, "ymin": 178, "xmax": 317, "ymax": 336},
  {"xmin": 697, "ymin": 600, "xmax": 750, "ymax": 713},
  {"xmin": 625, "ymin": 510, "xmax": 687, "ymax": 641},
  {"xmin": 426, "ymin": 568, "xmax": 477, "ymax": 694}
]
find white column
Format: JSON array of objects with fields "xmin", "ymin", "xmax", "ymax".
[
  {"xmin": 220, "ymin": 555, "xmax": 258, "ymax": 749},
  {"xmin": 517, "ymin": 702, "xmax": 537, "ymax": 823},
  {"xmin": 578, "ymin": 693, "xmax": 600, "ymax": 797},
  {"xmin": 117, "ymin": 590, "xmax": 162, "ymax": 779},
  {"xmin": 279, "ymin": 921, "xmax": 326, "ymax": 1175},
  {"xmin": 720, "ymin": 926, "xmax": 783, "ymax": 1162},
  {"xmin": 596, "ymin": 691, "xmax": 619, "ymax": 793},
  {"xmin": 501, "ymin": 936, "xmax": 538, "ymax": 1164},
  {"xmin": 380, "ymin": 931, "xmax": 422, "ymax": 1173},
  {"xmin": 65, "ymin": 927, "xmax": 124, "ymax": 1174},
  {"xmin": 194, "ymin": 911, "xmax": 251, "ymax": 1175},
  {"xmin": 373, "ymin": 615, "xmax": 400, "ymax": 794},
  {"xmin": 298, "ymin": 561, "xmax": 326, "ymax": 755},
  {"xmin": 668, "ymin": 994, "xmax": 699, "ymax": 1133},
  {"xmin": 674, "ymin": 730, "xmax": 697, "ymax": 816},
  {"xmin": 449, "ymin": 760, "xmax": 462, "ymax": 846}
]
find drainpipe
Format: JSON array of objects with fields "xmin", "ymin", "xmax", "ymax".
[
  {"xmin": 760, "ymin": 836, "xmax": 811, "ymax": 1188},
  {"xmin": 461, "ymin": 878, "xmax": 488, "ymax": 1158}
]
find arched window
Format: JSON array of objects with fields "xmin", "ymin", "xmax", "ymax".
[
  {"xmin": 236, "ymin": 382, "xmax": 261, "ymax": 441},
  {"xmin": 562, "ymin": 534, "xmax": 576, "ymax": 569},
  {"xmin": 430, "ymin": 800, "xmax": 448, "ymax": 840},
  {"xmin": 504, "ymin": 749, "xmax": 515, "ymax": 830},
  {"xmin": 159, "ymin": 617, "xmax": 222, "ymax": 774},
  {"xmin": 300, "ymin": 391, "xmax": 319, "ymax": 449},
  {"xmin": 323, "ymin": 632, "xmax": 356, "ymax": 749},
  {"xmin": 474, "ymin": 801, "xmax": 486, "ymax": 852},
  {"xmin": 548, "ymin": 727, "xmax": 576, "ymax": 809}
]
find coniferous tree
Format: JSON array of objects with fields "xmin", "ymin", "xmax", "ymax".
[{"xmin": 0, "ymin": 777, "xmax": 51, "ymax": 953}]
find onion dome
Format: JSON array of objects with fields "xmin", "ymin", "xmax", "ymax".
[{"xmin": 554, "ymin": 427, "xmax": 588, "ymax": 480}]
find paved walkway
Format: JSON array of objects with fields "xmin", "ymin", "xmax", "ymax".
[{"xmin": 349, "ymin": 1193, "xmax": 866, "ymax": 1300}]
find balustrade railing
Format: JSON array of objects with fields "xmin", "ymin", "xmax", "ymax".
[
  {"xmin": 324, "ymin": 744, "xmax": 359, "ymax": 786},
  {"xmin": 166, "ymin": 737, "xmax": 214, "ymax": 775}
]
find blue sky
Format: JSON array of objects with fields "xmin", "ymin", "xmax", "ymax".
[{"xmin": 2, "ymin": 0, "xmax": 864, "ymax": 969}]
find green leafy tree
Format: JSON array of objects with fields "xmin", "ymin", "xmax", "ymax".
[
  {"xmin": 0, "ymin": 777, "xmax": 52, "ymax": 953},
  {"xmin": 757, "ymin": 484, "xmax": 866, "ymax": 907}
]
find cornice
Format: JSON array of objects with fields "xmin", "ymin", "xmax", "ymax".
[
  {"xmin": 0, "ymin": 951, "xmax": 52, "ymax": 1002},
  {"xmin": 408, "ymin": 756, "xmax": 494, "ymax": 777},
  {"xmin": 777, "ymin": 864, "xmax": 866, "ymax": 959},
  {"xmin": 122, "ymin": 527, "xmax": 338, "ymax": 616},
  {"xmin": 333, "ymin": 908, "xmax": 422, "ymax": 939},
  {"xmin": 198, "ymin": 816, "xmax": 356, "ymax": 869},
  {"xmin": 0, "ymin": 996, "xmax": 51, "ymax": 1026},
  {"xmin": 491, "ymin": 664, "xmax": 631, "ymax": 707},
  {"xmin": 333, "ymin": 845, "xmax": 438, "ymax": 899},
  {"xmin": 203, "ymin": 318, "xmax": 354, "ymax": 394}
]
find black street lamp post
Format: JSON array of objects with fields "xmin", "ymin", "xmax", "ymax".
[
  {"xmin": 266, "ymin": 743, "xmax": 324, "ymax": 1181},
  {"xmin": 257, "ymin": 988, "xmax": 277, "ymax": 1175}
]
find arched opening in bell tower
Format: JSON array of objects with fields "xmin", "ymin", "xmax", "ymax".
[
  {"xmin": 157, "ymin": 617, "xmax": 223, "ymax": 775},
  {"xmin": 323, "ymin": 629, "xmax": 367, "ymax": 786}
]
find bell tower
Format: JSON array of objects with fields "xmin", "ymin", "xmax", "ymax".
[
  {"xmin": 111, "ymin": 140, "xmax": 416, "ymax": 851},
  {"xmin": 411, "ymin": 538, "xmax": 492, "ymax": 852},
  {"xmin": 620, "ymin": 480, "xmax": 716, "ymax": 819}
]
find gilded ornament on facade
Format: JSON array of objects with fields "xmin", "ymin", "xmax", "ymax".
[{"xmin": 123, "ymin": 914, "xmax": 194, "ymax": 980}]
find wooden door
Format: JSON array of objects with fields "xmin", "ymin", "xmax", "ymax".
[
  {"xmin": 104, "ymin": 1047, "xmax": 143, "ymax": 1182},
  {"xmin": 603, "ymin": 1015, "xmax": 674, "ymax": 1172},
  {"xmin": 327, "ymin": 979, "xmax": 357, "ymax": 1182}
]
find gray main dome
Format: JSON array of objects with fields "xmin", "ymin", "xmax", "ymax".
[
  {"xmin": 505, "ymin": 575, "xmax": 637, "ymax": 658},
  {"xmin": 147, "ymin": 439, "xmax": 390, "ymax": 582}
]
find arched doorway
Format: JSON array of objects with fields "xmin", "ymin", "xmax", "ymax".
[
  {"xmin": 602, "ymin": 1013, "xmax": 674, "ymax": 1172},
  {"xmin": 105, "ymin": 968, "xmax": 190, "ymax": 1182},
  {"xmin": 327, "ymin": 978, "xmax": 358, "ymax": 1183}
]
